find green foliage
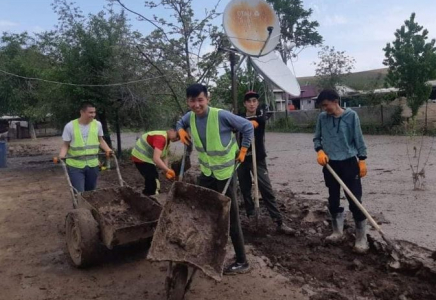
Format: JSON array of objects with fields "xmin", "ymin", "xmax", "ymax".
[
  {"xmin": 266, "ymin": 0, "xmax": 322, "ymax": 63},
  {"xmin": 266, "ymin": 117, "xmax": 315, "ymax": 133},
  {"xmin": 0, "ymin": 33, "xmax": 52, "ymax": 121},
  {"xmin": 314, "ymin": 45, "xmax": 355, "ymax": 89},
  {"xmin": 383, "ymin": 13, "xmax": 436, "ymax": 118},
  {"xmin": 212, "ymin": 61, "xmax": 269, "ymax": 112}
]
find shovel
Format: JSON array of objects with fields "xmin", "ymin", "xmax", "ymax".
[
  {"xmin": 326, "ymin": 164, "xmax": 401, "ymax": 257},
  {"xmin": 250, "ymin": 137, "xmax": 260, "ymax": 228}
]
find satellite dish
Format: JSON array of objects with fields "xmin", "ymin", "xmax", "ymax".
[
  {"xmin": 223, "ymin": 0, "xmax": 280, "ymax": 57},
  {"xmin": 251, "ymin": 51, "xmax": 301, "ymax": 96}
]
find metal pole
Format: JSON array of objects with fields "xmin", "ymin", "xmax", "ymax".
[{"xmin": 230, "ymin": 52, "xmax": 238, "ymax": 114}]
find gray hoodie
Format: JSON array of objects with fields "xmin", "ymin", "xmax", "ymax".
[{"xmin": 313, "ymin": 108, "xmax": 367, "ymax": 161}]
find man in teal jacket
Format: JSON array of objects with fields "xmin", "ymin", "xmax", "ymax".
[{"xmin": 313, "ymin": 89, "xmax": 369, "ymax": 254}]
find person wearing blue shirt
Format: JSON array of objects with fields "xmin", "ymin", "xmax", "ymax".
[{"xmin": 313, "ymin": 89, "xmax": 369, "ymax": 254}]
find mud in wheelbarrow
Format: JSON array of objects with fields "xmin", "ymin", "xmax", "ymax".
[
  {"xmin": 148, "ymin": 181, "xmax": 231, "ymax": 281},
  {"xmin": 80, "ymin": 186, "xmax": 162, "ymax": 248},
  {"xmin": 66, "ymin": 186, "xmax": 162, "ymax": 267}
]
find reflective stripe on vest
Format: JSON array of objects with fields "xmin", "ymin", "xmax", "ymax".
[
  {"xmin": 131, "ymin": 131, "xmax": 169, "ymax": 164},
  {"xmin": 66, "ymin": 119, "xmax": 100, "ymax": 168},
  {"xmin": 190, "ymin": 107, "xmax": 238, "ymax": 180}
]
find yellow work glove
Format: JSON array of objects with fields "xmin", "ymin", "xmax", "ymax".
[
  {"xmin": 250, "ymin": 120, "xmax": 259, "ymax": 129},
  {"xmin": 358, "ymin": 160, "xmax": 367, "ymax": 178},
  {"xmin": 178, "ymin": 128, "xmax": 191, "ymax": 145},
  {"xmin": 165, "ymin": 169, "xmax": 176, "ymax": 180},
  {"xmin": 317, "ymin": 150, "xmax": 329, "ymax": 166},
  {"xmin": 237, "ymin": 147, "xmax": 248, "ymax": 163}
]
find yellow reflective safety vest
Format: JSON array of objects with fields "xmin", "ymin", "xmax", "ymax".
[
  {"xmin": 66, "ymin": 119, "xmax": 100, "ymax": 168},
  {"xmin": 190, "ymin": 107, "xmax": 238, "ymax": 180},
  {"xmin": 131, "ymin": 131, "xmax": 169, "ymax": 164}
]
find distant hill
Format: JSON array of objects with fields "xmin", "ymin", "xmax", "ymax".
[{"xmin": 297, "ymin": 68, "xmax": 389, "ymax": 90}]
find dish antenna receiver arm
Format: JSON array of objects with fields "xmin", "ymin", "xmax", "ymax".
[{"xmin": 258, "ymin": 26, "xmax": 274, "ymax": 57}]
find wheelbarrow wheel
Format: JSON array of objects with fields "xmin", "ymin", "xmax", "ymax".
[
  {"xmin": 65, "ymin": 208, "xmax": 100, "ymax": 268},
  {"xmin": 166, "ymin": 263, "xmax": 188, "ymax": 300}
]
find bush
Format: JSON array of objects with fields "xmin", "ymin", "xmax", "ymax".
[{"xmin": 266, "ymin": 117, "xmax": 315, "ymax": 133}]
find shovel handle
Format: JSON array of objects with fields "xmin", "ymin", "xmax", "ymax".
[
  {"xmin": 179, "ymin": 145, "xmax": 187, "ymax": 181},
  {"xmin": 251, "ymin": 137, "xmax": 260, "ymax": 210},
  {"xmin": 325, "ymin": 164, "xmax": 381, "ymax": 232},
  {"xmin": 222, "ymin": 163, "xmax": 241, "ymax": 195}
]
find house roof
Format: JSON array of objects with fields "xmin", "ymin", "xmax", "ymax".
[{"xmin": 289, "ymin": 85, "xmax": 318, "ymax": 100}]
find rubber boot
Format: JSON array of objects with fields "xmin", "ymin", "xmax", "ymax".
[
  {"xmin": 353, "ymin": 219, "xmax": 369, "ymax": 254},
  {"xmin": 325, "ymin": 212, "xmax": 344, "ymax": 243}
]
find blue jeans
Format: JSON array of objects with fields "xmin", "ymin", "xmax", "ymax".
[{"xmin": 67, "ymin": 166, "xmax": 100, "ymax": 192}]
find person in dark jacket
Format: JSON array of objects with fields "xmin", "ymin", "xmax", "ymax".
[
  {"xmin": 313, "ymin": 89, "xmax": 369, "ymax": 254},
  {"xmin": 237, "ymin": 91, "xmax": 294, "ymax": 235}
]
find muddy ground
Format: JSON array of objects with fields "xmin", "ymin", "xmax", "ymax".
[{"xmin": 1, "ymin": 133, "xmax": 436, "ymax": 300}]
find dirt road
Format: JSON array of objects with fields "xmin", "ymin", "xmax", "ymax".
[
  {"xmin": 0, "ymin": 166, "xmax": 306, "ymax": 300},
  {"xmin": 1, "ymin": 133, "xmax": 436, "ymax": 299},
  {"xmin": 9, "ymin": 132, "xmax": 435, "ymax": 249}
]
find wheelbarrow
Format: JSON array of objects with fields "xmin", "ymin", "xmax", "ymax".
[
  {"xmin": 55, "ymin": 153, "xmax": 162, "ymax": 267},
  {"xmin": 148, "ymin": 151, "xmax": 238, "ymax": 300}
]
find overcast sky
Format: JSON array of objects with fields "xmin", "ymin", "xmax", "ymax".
[{"xmin": 1, "ymin": 0, "xmax": 435, "ymax": 77}]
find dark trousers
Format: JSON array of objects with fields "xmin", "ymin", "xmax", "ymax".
[
  {"xmin": 67, "ymin": 166, "xmax": 99, "ymax": 192},
  {"xmin": 134, "ymin": 162, "xmax": 158, "ymax": 196},
  {"xmin": 197, "ymin": 173, "xmax": 247, "ymax": 264},
  {"xmin": 323, "ymin": 157, "xmax": 366, "ymax": 222},
  {"xmin": 237, "ymin": 157, "xmax": 283, "ymax": 224}
]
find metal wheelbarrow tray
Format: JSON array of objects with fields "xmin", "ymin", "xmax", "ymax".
[
  {"xmin": 148, "ymin": 181, "xmax": 231, "ymax": 281},
  {"xmin": 79, "ymin": 186, "xmax": 162, "ymax": 248},
  {"xmin": 58, "ymin": 153, "xmax": 162, "ymax": 268}
]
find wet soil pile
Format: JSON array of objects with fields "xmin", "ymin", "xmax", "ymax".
[
  {"xmin": 82, "ymin": 187, "xmax": 161, "ymax": 227},
  {"xmin": 243, "ymin": 190, "xmax": 436, "ymax": 300},
  {"xmin": 101, "ymin": 161, "xmax": 173, "ymax": 193}
]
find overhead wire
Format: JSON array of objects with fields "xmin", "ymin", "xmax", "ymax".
[{"xmin": 0, "ymin": 68, "xmax": 167, "ymax": 87}]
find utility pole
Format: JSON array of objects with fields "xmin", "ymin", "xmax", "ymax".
[{"xmin": 230, "ymin": 52, "xmax": 238, "ymax": 114}]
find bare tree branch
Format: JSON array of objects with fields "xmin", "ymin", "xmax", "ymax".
[{"xmin": 136, "ymin": 45, "xmax": 184, "ymax": 113}]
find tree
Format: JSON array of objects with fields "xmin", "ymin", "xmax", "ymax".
[
  {"xmin": 383, "ymin": 12, "xmax": 436, "ymax": 119},
  {"xmin": 266, "ymin": 0, "xmax": 322, "ymax": 64},
  {"xmin": 0, "ymin": 32, "xmax": 53, "ymax": 138},
  {"xmin": 383, "ymin": 13, "xmax": 436, "ymax": 190},
  {"xmin": 212, "ymin": 61, "xmax": 268, "ymax": 112},
  {"xmin": 313, "ymin": 45, "xmax": 355, "ymax": 89},
  {"xmin": 114, "ymin": 0, "xmax": 230, "ymax": 112}
]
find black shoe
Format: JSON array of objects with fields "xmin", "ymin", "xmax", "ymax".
[
  {"xmin": 276, "ymin": 223, "xmax": 296, "ymax": 235},
  {"xmin": 246, "ymin": 211, "xmax": 254, "ymax": 218},
  {"xmin": 224, "ymin": 261, "xmax": 251, "ymax": 275}
]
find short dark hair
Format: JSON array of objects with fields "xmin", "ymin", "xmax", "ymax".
[
  {"xmin": 186, "ymin": 84, "xmax": 208, "ymax": 98},
  {"xmin": 244, "ymin": 91, "xmax": 259, "ymax": 101},
  {"xmin": 316, "ymin": 89, "xmax": 340, "ymax": 104},
  {"xmin": 80, "ymin": 101, "xmax": 95, "ymax": 111}
]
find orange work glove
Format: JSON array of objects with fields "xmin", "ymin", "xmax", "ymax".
[
  {"xmin": 250, "ymin": 120, "xmax": 259, "ymax": 129},
  {"xmin": 317, "ymin": 150, "xmax": 329, "ymax": 166},
  {"xmin": 237, "ymin": 147, "xmax": 248, "ymax": 163},
  {"xmin": 178, "ymin": 128, "xmax": 191, "ymax": 145},
  {"xmin": 166, "ymin": 169, "xmax": 176, "ymax": 180},
  {"xmin": 358, "ymin": 160, "xmax": 367, "ymax": 178}
]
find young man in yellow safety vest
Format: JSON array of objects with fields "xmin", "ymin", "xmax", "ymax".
[
  {"xmin": 177, "ymin": 83, "xmax": 254, "ymax": 275},
  {"xmin": 131, "ymin": 128, "xmax": 179, "ymax": 196},
  {"xmin": 59, "ymin": 101, "xmax": 112, "ymax": 192}
]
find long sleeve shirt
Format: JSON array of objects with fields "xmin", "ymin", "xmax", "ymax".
[
  {"xmin": 313, "ymin": 108, "xmax": 367, "ymax": 161},
  {"xmin": 238, "ymin": 109, "xmax": 267, "ymax": 160},
  {"xmin": 176, "ymin": 107, "xmax": 253, "ymax": 151}
]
